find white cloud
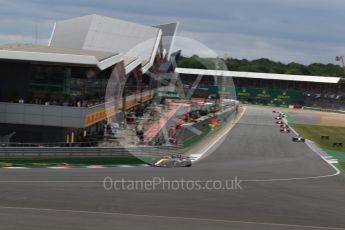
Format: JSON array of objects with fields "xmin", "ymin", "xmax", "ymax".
[{"xmin": 0, "ymin": 0, "xmax": 344, "ymax": 65}]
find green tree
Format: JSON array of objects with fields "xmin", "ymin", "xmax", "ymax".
[{"xmin": 177, "ymin": 56, "xmax": 344, "ymax": 77}]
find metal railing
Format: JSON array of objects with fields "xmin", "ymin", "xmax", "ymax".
[{"xmin": 0, "ymin": 145, "xmax": 183, "ymax": 159}]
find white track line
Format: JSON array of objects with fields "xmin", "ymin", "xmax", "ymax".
[
  {"xmin": 190, "ymin": 107, "xmax": 340, "ymax": 182},
  {"xmin": 192, "ymin": 108, "xmax": 340, "ymax": 182},
  {"xmin": 283, "ymin": 117, "xmax": 299, "ymax": 136},
  {"xmin": 328, "ymin": 160, "xmax": 339, "ymax": 164},
  {"xmin": 191, "ymin": 108, "xmax": 246, "ymax": 162},
  {"xmin": 0, "ymin": 206, "xmax": 343, "ymax": 230},
  {"xmin": 281, "ymin": 113, "xmax": 341, "ymax": 179},
  {"xmin": 304, "ymin": 141, "xmax": 340, "ymax": 175}
]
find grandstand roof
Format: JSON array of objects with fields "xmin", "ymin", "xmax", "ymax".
[
  {"xmin": 49, "ymin": 14, "xmax": 162, "ymax": 72},
  {"xmin": 0, "ymin": 44, "xmax": 122, "ymax": 70},
  {"xmin": 124, "ymin": 56, "xmax": 143, "ymax": 74},
  {"xmin": 0, "ymin": 15, "xmax": 179, "ymax": 74},
  {"xmin": 153, "ymin": 22, "xmax": 179, "ymax": 61},
  {"xmin": 175, "ymin": 68, "xmax": 341, "ymax": 84}
]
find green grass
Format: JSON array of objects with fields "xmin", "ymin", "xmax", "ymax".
[
  {"xmin": 327, "ymin": 150, "xmax": 345, "ymax": 176},
  {"xmin": 290, "ymin": 123, "xmax": 345, "ymax": 153},
  {"xmin": 289, "ymin": 123, "xmax": 345, "ymax": 172},
  {"xmin": 327, "ymin": 150, "xmax": 345, "ymax": 162},
  {"xmin": 340, "ymin": 163, "xmax": 345, "ymax": 173},
  {"xmin": 0, "ymin": 157, "xmax": 146, "ymax": 168},
  {"xmin": 285, "ymin": 113, "xmax": 296, "ymax": 124}
]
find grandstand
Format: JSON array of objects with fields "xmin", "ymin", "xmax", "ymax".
[
  {"xmin": 0, "ymin": 15, "xmax": 179, "ymax": 143},
  {"xmin": 175, "ymin": 68, "xmax": 345, "ymax": 110},
  {"xmin": 0, "ymin": 14, "xmax": 344, "ymax": 145}
]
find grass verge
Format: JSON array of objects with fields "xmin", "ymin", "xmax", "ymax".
[
  {"xmin": 285, "ymin": 113, "xmax": 296, "ymax": 124},
  {"xmin": 289, "ymin": 123, "xmax": 345, "ymax": 172},
  {"xmin": 290, "ymin": 124, "xmax": 345, "ymax": 152}
]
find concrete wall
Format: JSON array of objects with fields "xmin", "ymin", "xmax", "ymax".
[
  {"xmin": 0, "ymin": 102, "xmax": 87, "ymax": 128},
  {"xmin": 0, "ymin": 90, "xmax": 154, "ymax": 129}
]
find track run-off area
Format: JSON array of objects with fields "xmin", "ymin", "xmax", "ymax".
[{"xmin": 0, "ymin": 106, "xmax": 344, "ymax": 230}]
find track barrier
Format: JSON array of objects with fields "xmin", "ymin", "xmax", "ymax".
[
  {"xmin": 321, "ymin": 135, "xmax": 330, "ymax": 140},
  {"xmin": 332, "ymin": 142, "xmax": 343, "ymax": 148},
  {"xmin": 0, "ymin": 145, "xmax": 182, "ymax": 159}
]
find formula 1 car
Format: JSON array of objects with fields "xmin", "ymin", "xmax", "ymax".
[
  {"xmin": 276, "ymin": 120, "xmax": 284, "ymax": 124},
  {"xmin": 292, "ymin": 136, "xmax": 305, "ymax": 142},
  {"xmin": 280, "ymin": 128, "xmax": 291, "ymax": 133},
  {"xmin": 276, "ymin": 112, "xmax": 286, "ymax": 118},
  {"xmin": 272, "ymin": 110, "xmax": 279, "ymax": 113},
  {"xmin": 150, "ymin": 154, "xmax": 192, "ymax": 167},
  {"xmin": 280, "ymin": 124, "xmax": 289, "ymax": 128},
  {"xmin": 275, "ymin": 116, "xmax": 282, "ymax": 120}
]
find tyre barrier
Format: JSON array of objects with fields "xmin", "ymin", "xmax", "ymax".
[
  {"xmin": 321, "ymin": 135, "xmax": 330, "ymax": 140},
  {"xmin": 332, "ymin": 142, "xmax": 343, "ymax": 148}
]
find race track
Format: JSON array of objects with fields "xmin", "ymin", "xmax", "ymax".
[{"xmin": 1, "ymin": 106, "xmax": 344, "ymax": 230}]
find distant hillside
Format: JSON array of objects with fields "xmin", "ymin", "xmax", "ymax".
[{"xmin": 176, "ymin": 55, "xmax": 344, "ymax": 77}]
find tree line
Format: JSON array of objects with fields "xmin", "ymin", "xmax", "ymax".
[{"xmin": 176, "ymin": 55, "xmax": 344, "ymax": 77}]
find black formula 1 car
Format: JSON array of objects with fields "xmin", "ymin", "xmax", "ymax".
[
  {"xmin": 280, "ymin": 128, "xmax": 291, "ymax": 133},
  {"xmin": 276, "ymin": 120, "xmax": 284, "ymax": 124},
  {"xmin": 150, "ymin": 154, "xmax": 192, "ymax": 167},
  {"xmin": 275, "ymin": 116, "xmax": 282, "ymax": 120},
  {"xmin": 292, "ymin": 136, "xmax": 305, "ymax": 142}
]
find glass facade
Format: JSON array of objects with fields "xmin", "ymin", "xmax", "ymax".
[
  {"xmin": 23, "ymin": 64, "xmax": 111, "ymax": 106},
  {"xmin": 29, "ymin": 65, "xmax": 66, "ymax": 99},
  {"xmin": 0, "ymin": 60, "xmax": 153, "ymax": 144}
]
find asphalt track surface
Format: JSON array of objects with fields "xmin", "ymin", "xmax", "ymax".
[{"xmin": 0, "ymin": 106, "xmax": 345, "ymax": 230}]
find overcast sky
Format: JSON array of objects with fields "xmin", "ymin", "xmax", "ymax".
[{"xmin": 0, "ymin": 0, "xmax": 344, "ymax": 65}]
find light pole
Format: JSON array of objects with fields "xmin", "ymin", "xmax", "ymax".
[{"xmin": 335, "ymin": 56, "xmax": 345, "ymax": 74}]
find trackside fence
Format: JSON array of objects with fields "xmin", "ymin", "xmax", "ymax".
[
  {"xmin": 0, "ymin": 106, "xmax": 237, "ymax": 160},
  {"xmin": 0, "ymin": 145, "xmax": 183, "ymax": 159}
]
